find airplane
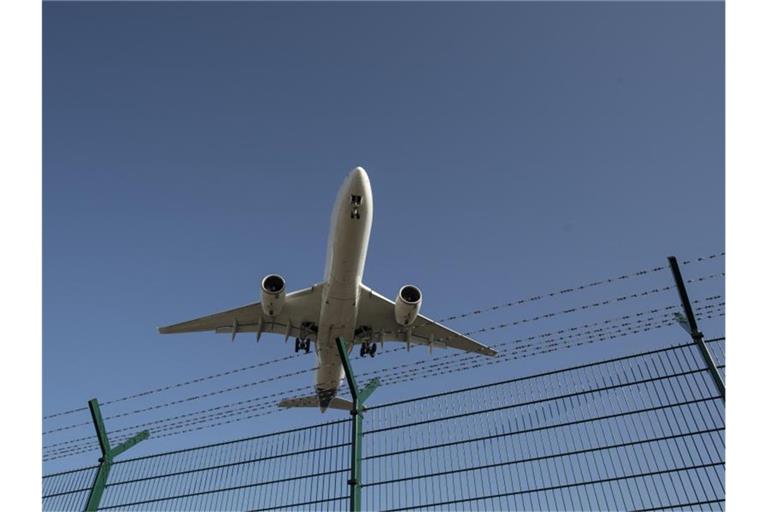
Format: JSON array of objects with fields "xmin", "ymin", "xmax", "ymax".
[{"xmin": 159, "ymin": 166, "xmax": 497, "ymax": 412}]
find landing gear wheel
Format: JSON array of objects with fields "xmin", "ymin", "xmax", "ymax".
[
  {"xmin": 369, "ymin": 343, "xmax": 377, "ymax": 357},
  {"xmin": 360, "ymin": 344, "xmax": 367, "ymax": 357},
  {"xmin": 295, "ymin": 338, "xmax": 311, "ymax": 354}
]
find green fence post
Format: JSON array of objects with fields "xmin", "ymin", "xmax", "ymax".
[
  {"xmin": 668, "ymin": 256, "xmax": 726, "ymax": 402},
  {"xmin": 336, "ymin": 337, "xmax": 380, "ymax": 512},
  {"xmin": 84, "ymin": 399, "xmax": 149, "ymax": 511}
]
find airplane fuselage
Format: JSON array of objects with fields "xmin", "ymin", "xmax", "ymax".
[{"xmin": 315, "ymin": 167, "xmax": 373, "ymax": 408}]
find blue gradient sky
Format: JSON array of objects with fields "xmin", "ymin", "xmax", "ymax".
[{"xmin": 43, "ymin": 1, "xmax": 723, "ymax": 473}]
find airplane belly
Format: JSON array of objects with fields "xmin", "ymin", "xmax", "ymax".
[
  {"xmin": 329, "ymin": 224, "xmax": 368, "ymax": 287},
  {"xmin": 314, "ymin": 166, "xmax": 372, "ymax": 408}
]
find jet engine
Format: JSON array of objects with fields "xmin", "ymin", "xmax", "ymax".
[
  {"xmin": 394, "ymin": 285, "xmax": 422, "ymax": 326},
  {"xmin": 261, "ymin": 274, "xmax": 286, "ymax": 317}
]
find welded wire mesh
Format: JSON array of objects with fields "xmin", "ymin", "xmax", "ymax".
[
  {"xmin": 42, "ymin": 465, "xmax": 98, "ymax": 511},
  {"xmin": 43, "ymin": 420, "xmax": 350, "ymax": 511},
  {"xmin": 43, "ymin": 339, "xmax": 724, "ymax": 511},
  {"xmin": 360, "ymin": 340, "xmax": 725, "ymax": 511}
]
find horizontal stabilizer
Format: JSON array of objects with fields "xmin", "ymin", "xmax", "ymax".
[{"xmin": 278, "ymin": 395, "xmax": 356, "ymax": 412}]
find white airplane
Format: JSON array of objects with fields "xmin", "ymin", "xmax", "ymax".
[{"xmin": 159, "ymin": 167, "xmax": 497, "ymax": 412}]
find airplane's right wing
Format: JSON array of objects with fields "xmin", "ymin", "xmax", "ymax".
[
  {"xmin": 357, "ymin": 284, "xmax": 497, "ymax": 356},
  {"xmin": 158, "ymin": 284, "xmax": 324, "ymax": 341}
]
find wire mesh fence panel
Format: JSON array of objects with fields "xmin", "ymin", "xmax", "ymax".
[
  {"xmin": 104, "ymin": 420, "xmax": 350, "ymax": 511},
  {"xmin": 43, "ymin": 339, "xmax": 725, "ymax": 511},
  {"xmin": 42, "ymin": 465, "xmax": 98, "ymax": 511},
  {"xmin": 43, "ymin": 420, "xmax": 351, "ymax": 511},
  {"xmin": 361, "ymin": 341, "xmax": 725, "ymax": 511}
]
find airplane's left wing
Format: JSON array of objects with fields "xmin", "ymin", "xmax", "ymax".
[
  {"xmin": 158, "ymin": 284, "xmax": 323, "ymax": 341},
  {"xmin": 357, "ymin": 284, "xmax": 497, "ymax": 356}
]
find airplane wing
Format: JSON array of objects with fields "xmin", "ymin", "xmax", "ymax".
[
  {"xmin": 357, "ymin": 284, "xmax": 497, "ymax": 356},
  {"xmin": 158, "ymin": 284, "xmax": 323, "ymax": 341}
]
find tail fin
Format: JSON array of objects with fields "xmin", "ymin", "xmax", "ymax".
[{"xmin": 278, "ymin": 395, "xmax": 356, "ymax": 412}]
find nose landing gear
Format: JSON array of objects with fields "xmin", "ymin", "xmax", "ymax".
[
  {"xmin": 350, "ymin": 195, "xmax": 362, "ymax": 219},
  {"xmin": 295, "ymin": 337, "xmax": 311, "ymax": 354}
]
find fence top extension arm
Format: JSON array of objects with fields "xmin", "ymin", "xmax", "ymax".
[
  {"xmin": 85, "ymin": 398, "xmax": 149, "ymax": 511},
  {"xmin": 335, "ymin": 338, "xmax": 380, "ymax": 407},
  {"xmin": 668, "ymin": 256, "xmax": 725, "ymax": 401}
]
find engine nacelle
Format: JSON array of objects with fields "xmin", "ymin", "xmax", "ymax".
[
  {"xmin": 394, "ymin": 285, "xmax": 422, "ymax": 326},
  {"xmin": 261, "ymin": 274, "xmax": 286, "ymax": 317}
]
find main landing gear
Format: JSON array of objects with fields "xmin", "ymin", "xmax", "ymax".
[
  {"xmin": 360, "ymin": 341, "xmax": 377, "ymax": 358},
  {"xmin": 295, "ymin": 337, "xmax": 311, "ymax": 354}
]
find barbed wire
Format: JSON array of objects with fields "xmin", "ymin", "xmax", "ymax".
[
  {"xmin": 46, "ymin": 306, "xmax": 726, "ymax": 460},
  {"xmin": 371, "ymin": 305, "xmax": 725, "ymax": 390},
  {"xmin": 42, "ymin": 352, "xmax": 303, "ymax": 421},
  {"xmin": 42, "ymin": 295, "xmax": 723, "ymax": 454},
  {"xmin": 43, "ymin": 273, "xmax": 723, "ymax": 439},
  {"xmin": 43, "ymin": 299, "xmax": 723, "ymax": 460},
  {"xmin": 463, "ymin": 272, "xmax": 722, "ymax": 336},
  {"xmin": 43, "ymin": 366, "xmax": 314, "ymax": 436},
  {"xmin": 438, "ymin": 251, "xmax": 723, "ymax": 322}
]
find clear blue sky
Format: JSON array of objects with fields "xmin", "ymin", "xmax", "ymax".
[{"xmin": 43, "ymin": 1, "xmax": 724, "ymax": 473}]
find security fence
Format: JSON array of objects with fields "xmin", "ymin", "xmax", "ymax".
[{"xmin": 43, "ymin": 337, "xmax": 724, "ymax": 511}]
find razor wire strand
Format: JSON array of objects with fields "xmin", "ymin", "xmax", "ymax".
[
  {"xmin": 43, "ymin": 308, "xmax": 724, "ymax": 461},
  {"xmin": 43, "ymin": 252, "xmax": 723, "ymax": 422}
]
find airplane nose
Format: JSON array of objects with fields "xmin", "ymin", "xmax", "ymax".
[
  {"xmin": 350, "ymin": 166, "xmax": 367, "ymax": 178},
  {"xmin": 348, "ymin": 166, "xmax": 370, "ymax": 189}
]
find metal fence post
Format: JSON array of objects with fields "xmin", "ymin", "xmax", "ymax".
[
  {"xmin": 84, "ymin": 398, "xmax": 149, "ymax": 511},
  {"xmin": 668, "ymin": 256, "xmax": 726, "ymax": 401},
  {"xmin": 336, "ymin": 337, "xmax": 380, "ymax": 512}
]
